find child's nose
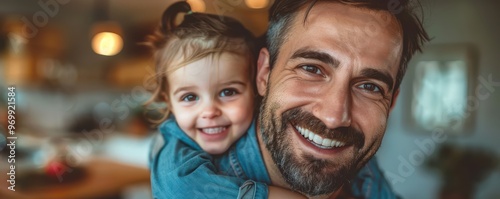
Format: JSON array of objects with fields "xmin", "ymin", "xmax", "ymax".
[{"xmin": 200, "ymin": 104, "xmax": 222, "ymax": 119}]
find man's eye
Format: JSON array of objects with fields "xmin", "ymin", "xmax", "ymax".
[
  {"xmin": 181, "ymin": 94, "xmax": 199, "ymax": 102},
  {"xmin": 301, "ymin": 65, "xmax": 322, "ymax": 75},
  {"xmin": 220, "ymin": 89, "xmax": 238, "ymax": 97},
  {"xmin": 358, "ymin": 83, "xmax": 382, "ymax": 93}
]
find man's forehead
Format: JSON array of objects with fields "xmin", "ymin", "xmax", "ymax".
[
  {"xmin": 297, "ymin": 1, "xmax": 402, "ymax": 41},
  {"xmin": 308, "ymin": 2, "xmax": 379, "ymax": 22}
]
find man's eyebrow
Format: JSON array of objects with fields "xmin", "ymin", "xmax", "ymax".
[
  {"xmin": 360, "ymin": 68, "xmax": 394, "ymax": 93},
  {"xmin": 290, "ymin": 48, "xmax": 340, "ymax": 68}
]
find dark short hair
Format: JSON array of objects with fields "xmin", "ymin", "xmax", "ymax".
[{"xmin": 267, "ymin": 0, "xmax": 430, "ymax": 91}]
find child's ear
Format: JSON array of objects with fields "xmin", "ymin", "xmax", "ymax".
[
  {"xmin": 161, "ymin": 92, "xmax": 171, "ymax": 107},
  {"xmin": 256, "ymin": 48, "xmax": 271, "ymax": 96}
]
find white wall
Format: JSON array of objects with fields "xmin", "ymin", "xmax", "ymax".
[{"xmin": 377, "ymin": 0, "xmax": 500, "ymax": 198}]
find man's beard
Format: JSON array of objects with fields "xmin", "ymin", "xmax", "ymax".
[{"xmin": 259, "ymin": 97, "xmax": 368, "ymax": 196}]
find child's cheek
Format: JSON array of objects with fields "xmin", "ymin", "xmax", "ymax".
[
  {"xmin": 227, "ymin": 96, "xmax": 254, "ymax": 129},
  {"xmin": 171, "ymin": 104, "xmax": 196, "ymax": 137}
]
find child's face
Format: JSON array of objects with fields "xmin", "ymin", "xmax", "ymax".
[{"xmin": 167, "ymin": 52, "xmax": 255, "ymax": 155}]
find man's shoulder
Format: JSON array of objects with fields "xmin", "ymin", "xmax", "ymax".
[{"xmin": 350, "ymin": 156, "xmax": 401, "ymax": 199}]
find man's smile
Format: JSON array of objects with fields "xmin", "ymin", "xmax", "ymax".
[{"xmin": 294, "ymin": 125, "xmax": 347, "ymax": 149}]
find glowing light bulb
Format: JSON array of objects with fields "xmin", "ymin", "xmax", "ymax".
[
  {"xmin": 245, "ymin": 0, "xmax": 268, "ymax": 9},
  {"xmin": 92, "ymin": 32, "xmax": 123, "ymax": 56},
  {"xmin": 187, "ymin": 0, "xmax": 206, "ymax": 12}
]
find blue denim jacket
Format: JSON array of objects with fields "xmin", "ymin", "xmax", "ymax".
[{"xmin": 150, "ymin": 118, "xmax": 400, "ymax": 199}]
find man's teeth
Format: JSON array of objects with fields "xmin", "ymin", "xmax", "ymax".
[
  {"xmin": 201, "ymin": 127, "xmax": 226, "ymax": 134},
  {"xmin": 296, "ymin": 126, "xmax": 346, "ymax": 148}
]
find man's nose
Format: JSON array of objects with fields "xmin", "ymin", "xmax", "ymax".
[
  {"xmin": 200, "ymin": 100, "xmax": 222, "ymax": 119},
  {"xmin": 312, "ymin": 84, "xmax": 352, "ymax": 129}
]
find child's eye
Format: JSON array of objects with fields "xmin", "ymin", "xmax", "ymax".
[
  {"xmin": 181, "ymin": 94, "xmax": 199, "ymax": 102},
  {"xmin": 219, "ymin": 88, "xmax": 239, "ymax": 97}
]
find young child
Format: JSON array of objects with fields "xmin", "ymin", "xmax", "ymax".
[{"xmin": 145, "ymin": 1, "xmax": 305, "ymax": 198}]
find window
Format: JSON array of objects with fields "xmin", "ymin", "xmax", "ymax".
[{"xmin": 408, "ymin": 44, "xmax": 475, "ymax": 134}]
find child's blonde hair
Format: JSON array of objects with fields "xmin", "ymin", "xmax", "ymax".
[{"xmin": 144, "ymin": 1, "xmax": 259, "ymax": 124}]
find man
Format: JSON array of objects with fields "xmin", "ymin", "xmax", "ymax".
[
  {"xmin": 150, "ymin": 0, "xmax": 428, "ymax": 198},
  {"xmin": 252, "ymin": 0, "xmax": 428, "ymax": 197}
]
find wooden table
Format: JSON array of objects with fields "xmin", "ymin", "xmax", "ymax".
[{"xmin": 0, "ymin": 157, "xmax": 151, "ymax": 199}]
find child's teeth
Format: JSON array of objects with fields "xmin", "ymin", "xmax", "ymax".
[{"xmin": 202, "ymin": 127, "xmax": 226, "ymax": 134}]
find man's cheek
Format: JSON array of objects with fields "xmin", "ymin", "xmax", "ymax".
[
  {"xmin": 365, "ymin": 118, "xmax": 387, "ymax": 150},
  {"xmin": 274, "ymin": 85, "xmax": 315, "ymax": 106},
  {"xmin": 355, "ymin": 99, "xmax": 389, "ymax": 123},
  {"xmin": 355, "ymin": 110, "xmax": 386, "ymax": 137}
]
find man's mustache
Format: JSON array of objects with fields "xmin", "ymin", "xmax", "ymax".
[{"xmin": 281, "ymin": 108, "xmax": 365, "ymax": 149}]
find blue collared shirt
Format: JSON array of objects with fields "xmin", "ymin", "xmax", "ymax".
[{"xmin": 150, "ymin": 118, "xmax": 399, "ymax": 199}]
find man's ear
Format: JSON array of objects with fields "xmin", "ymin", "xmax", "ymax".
[
  {"xmin": 389, "ymin": 89, "xmax": 400, "ymax": 112},
  {"xmin": 256, "ymin": 48, "xmax": 271, "ymax": 96}
]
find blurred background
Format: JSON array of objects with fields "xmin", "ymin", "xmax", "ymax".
[{"xmin": 0, "ymin": 0, "xmax": 499, "ymax": 199}]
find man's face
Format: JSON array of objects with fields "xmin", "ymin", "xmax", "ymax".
[{"xmin": 257, "ymin": 2, "xmax": 403, "ymax": 196}]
